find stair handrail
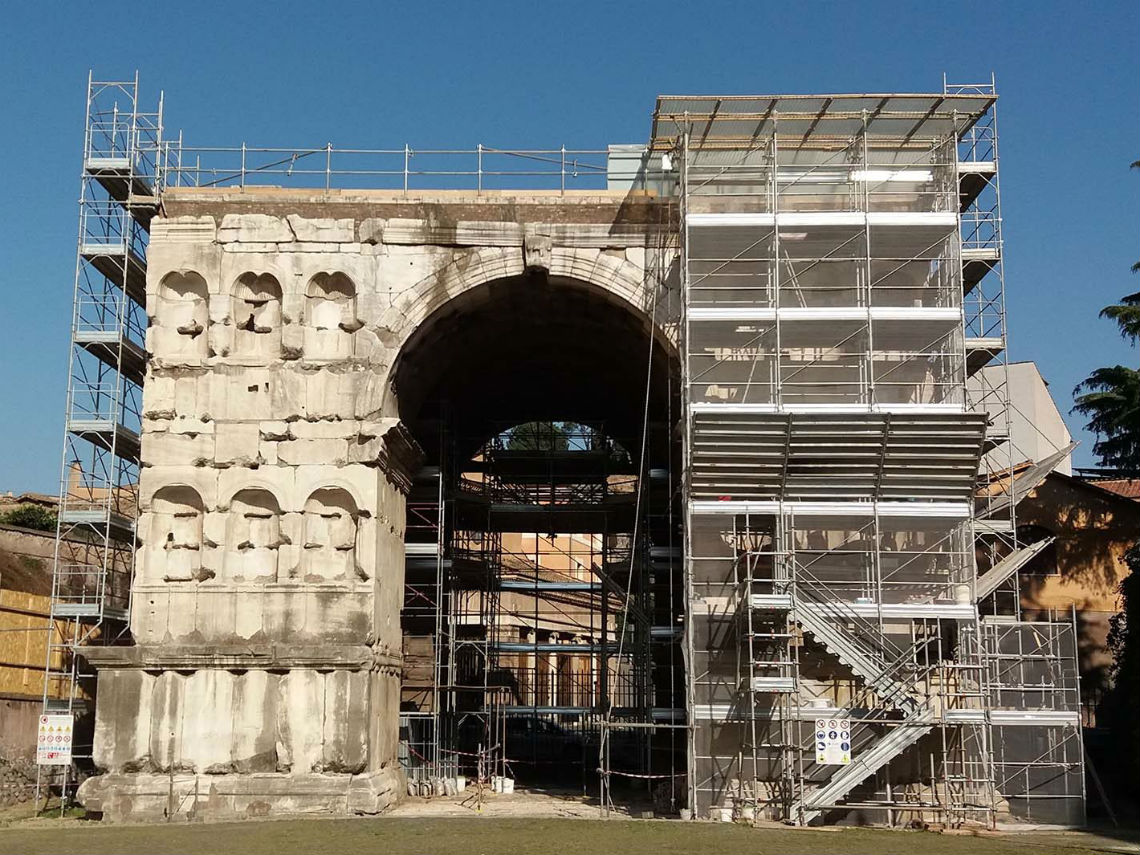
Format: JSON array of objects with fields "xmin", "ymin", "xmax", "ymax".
[{"xmin": 791, "ymin": 559, "xmax": 941, "ymax": 715}]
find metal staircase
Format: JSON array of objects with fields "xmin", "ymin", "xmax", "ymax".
[
  {"xmin": 783, "ymin": 562, "xmax": 940, "ymax": 823},
  {"xmin": 739, "ymin": 548, "xmax": 944, "ymax": 823},
  {"xmin": 794, "ymin": 598, "xmax": 918, "ymax": 712},
  {"xmin": 798, "ymin": 711, "xmax": 934, "ymax": 824}
]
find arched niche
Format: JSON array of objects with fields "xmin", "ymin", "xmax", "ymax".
[
  {"xmin": 304, "ymin": 272, "xmax": 359, "ymax": 360},
  {"xmin": 300, "ymin": 488, "xmax": 360, "ymax": 581},
  {"xmin": 150, "ymin": 485, "xmax": 207, "ymax": 582},
  {"xmin": 232, "ymin": 272, "xmax": 283, "ymax": 358},
  {"xmin": 225, "ymin": 488, "xmax": 284, "ymax": 582},
  {"xmin": 157, "ymin": 271, "xmax": 209, "ymax": 359}
]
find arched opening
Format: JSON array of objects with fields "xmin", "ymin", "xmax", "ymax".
[
  {"xmin": 147, "ymin": 485, "xmax": 207, "ymax": 582},
  {"xmin": 392, "ymin": 273, "xmax": 683, "ymax": 806},
  {"xmin": 231, "ymin": 272, "xmax": 283, "ymax": 358},
  {"xmin": 304, "ymin": 272, "xmax": 359, "ymax": 360},
  {"xmin": 225, "ymin": 488, "xmax": 284, "ymax": 582},
  {"xmin": 301, "ymin": 487, "xmax": 360, "ymax": 581},
  {"xmin": 156, "ymin": 271, "xmax": 209, "ymax": 360}
]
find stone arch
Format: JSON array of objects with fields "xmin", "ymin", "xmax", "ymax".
[
  {"xmin": 378, "ymin": 245, "xmax": 672, "ymax": 355},
  {"xmin": 304, "ymin": 272, "xmax": 359, "ymax": 360},
  {"xmin": 300, "ymin": 488, "xmax": 360, "ymax": 581},
  {"xmin": 157, "ymin": 271, "xmax": 210, "ymax": 360},
  {"xmin": 380, "ymin": 245, "xmax": 678, "ymax": 423},
  {"xmin": 149, "ymin": 485, "xmax": 207, "ymax": 582},
  {"xmin": 224, "ymin": 488, "xmax": 284, "ymax": 582},
  {"xmin": 231, "ymin": 272, "xmax": 283, "ymax": 358}
]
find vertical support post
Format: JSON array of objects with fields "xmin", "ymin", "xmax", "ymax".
[
  {"xmin": 240, "ymin": 142, "xmax": 246, "ymax": 190},
  {"xmin": 477, "ymin": 144, "xmax": 483, "ymax": 193},
  {"xmin": 561, "ymin": 145, "xmax": 566, "ymax": 195},
  {"xmin": 403, "ymin": 144, "xmax": 410, "ymax": 194},
  {"xmin": 771, "ymin": 121, "xmax": 782, "ymax": 408},
  {"xmin": 861, "ymin": 116, "xmax": 875, "ymax": 407},
  {"xmin": 325, "ymin": 142, "xmax": 332, "ymax": 191}
]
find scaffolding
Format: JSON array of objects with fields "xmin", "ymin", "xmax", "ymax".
[
  {"xmin": 37, "ymin": 74, "xmax": 162, "ymax": 806},
  {"xmin": 39, "ymin": 71, "xmax": 1084, "ymax": 825},
  {"xmin": 398, "ymin": 423, "xmax": 682, "ymax": 805},
  {"xmin": 658, "ymin": 84, "xmax": 1085, "ymax": 825}
]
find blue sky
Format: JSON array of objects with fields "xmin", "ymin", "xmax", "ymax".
[{"xmin": 0, "ymin": 1, "xmax": 1136, "ymax": 493}]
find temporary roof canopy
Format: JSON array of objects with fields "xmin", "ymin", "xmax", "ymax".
[{"xmin": 651, "ymin": 94, "xmax": 996, "ymax": 148}]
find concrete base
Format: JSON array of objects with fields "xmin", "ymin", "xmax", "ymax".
[{"xmin": 78, "ymin": 767, "xmax": 404, "ymax": 822}]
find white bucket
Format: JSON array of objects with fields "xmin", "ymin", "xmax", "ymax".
[
  {"xmin": 501, "ymin": 777, "xmax": 515, "ymax": 794},
  {"xmin": 717, "ymin": 806, "xmax": 733, "ymax": 822},
  {"xmin": 455, "ymin": 776, "xmax": 467, "ymax": 793}
]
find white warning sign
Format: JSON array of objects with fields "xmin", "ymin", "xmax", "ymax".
[
  {"xmin": 815, "ymin": 717, "xmax": 852, "ymax": 766},
  {"xmin": 36, "ymin": 713, "xmax": 74, "ymax": 766}
]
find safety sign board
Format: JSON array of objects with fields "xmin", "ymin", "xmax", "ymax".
[
  {"xmin": 36, "ymin": 713, "xmax": 74, "ymax": 766},
  {"xmin": 815, "ymin": 717, "xmax": 852, "ymax": 766}
]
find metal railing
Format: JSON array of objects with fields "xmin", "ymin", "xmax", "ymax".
[{"xmin": 160, "ymin": 143, "xmax": 611, "ymax": 193}]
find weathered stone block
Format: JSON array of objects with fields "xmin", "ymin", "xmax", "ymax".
[
  {"xmin": 217, "ymin": 214, "xmax": 293, "ymax": 243},
  {"xmin": 141, "ymin": 431, "xmax": 214, "ymax": 467},
  {"xmin": 148, "ymin": 672, "xmax": 186, "ymax": 771},
  {"xmin": 322, "ymin": 671, "xmax": 368, "ymax": 773},
  {"xmin": 358, "ymin": 218, "xmax": 384, "ymax": 245},
  {"xmin": 286, "ymin": 215, "xmax": 354, "ymax": 243},
  {"xmin": 182, "ymin": 670, "xmax": 235, "ymax": 773},
  {"xmin": 277, "ymin": 438, "xmax": 348, "ymax": 466},
  {"xmin": 290, "ymin": 420, "xmax": 356, "ymax": 440},
  {"xmin": 92, "ymin": 669, "xmax": 152, "ymax": 773},
  {"xmin": 214, "ymin": 423, "xmax": 261, "ymax": 465},
  {"xmin": 231, "ymin": 671, "xmax": 278, "ymax": 773}
]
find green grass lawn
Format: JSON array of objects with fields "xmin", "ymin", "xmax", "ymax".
[{"xmin": 1, "ymin": 817, "xmax": 1136, "ymax": 855}]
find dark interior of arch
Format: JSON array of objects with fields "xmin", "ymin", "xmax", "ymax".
[
  {"xmin": 391, "ymin": 273, "xmax": 677, "ymax": 464},
  {"xmin": 392, "ymin": 272, "xmax": 685, "ymax": 793}
]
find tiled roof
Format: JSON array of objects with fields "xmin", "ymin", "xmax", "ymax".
[{"xmin": 1089, "ymin": 479, "xmax": 1140, "ymax": 500}]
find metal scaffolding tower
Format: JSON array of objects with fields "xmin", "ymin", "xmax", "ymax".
[
  {"xmin": 661, "ymin": 84, "xmax": 1084, "ymax": 825},
  {"xmin": 39, "ymin": 71, "xmax": 1082, "ymax": 825},
  {"xmin": 950, "ymin": 76, "xmax": 1087, "ymax": 826},
  {"xmin": 38, "ymin": 73, "xmax": 162, "ymax": 804},
  {"xmin": 398, "ymin": 423, "xmax": 677, "ymax": 804}
]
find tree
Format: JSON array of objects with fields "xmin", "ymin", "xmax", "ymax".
[
  {"xmin": 1072, "ymin": 161, "xmax": 1140, "ymax": 475},
  {"xmin": 1099, "ymin": 291, "xmax": 1140, "ymax": 347},
  {"xmin": 1079, "ymin": 159, "xmax": 1140, "ymax": 814},
  {"xmin": 505, "ymin": 421, "xmax": 571, "ymax": 452},
  {"xmin": 1072, "ymin": 366, "xmax": 1140, "ymax": 476},
  {"xmin": 0, "ymin": 504, "xmax": 58, "ymax": 532},
  {"xmin": 1100, "ymin": 545, "xmax": 1140, "ymax": 807}
]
